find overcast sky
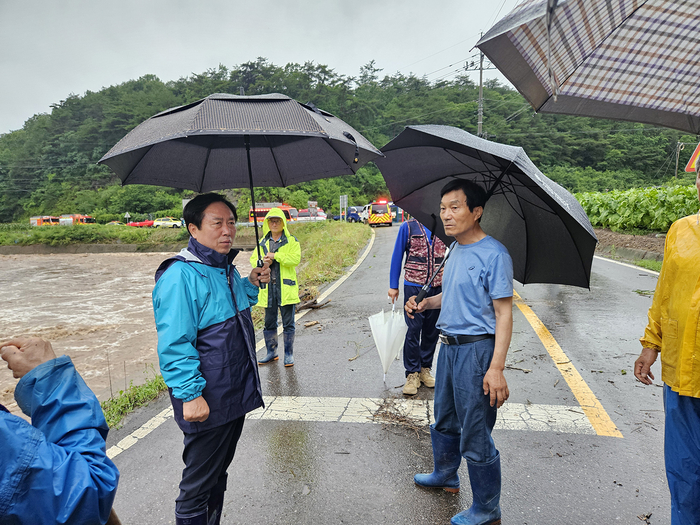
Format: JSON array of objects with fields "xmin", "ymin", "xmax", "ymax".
[{"xmin": 0, "ymin": 0, "xmax": 520, "ymax": 135}]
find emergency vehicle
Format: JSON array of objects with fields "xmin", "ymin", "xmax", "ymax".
[
  {"xmin": 249, "ymin": 203, "xmax": 296, "ymax": 223},
  {"xmin": 363, "ymin": 200, "xmax": 393, "ymax": 227},
  {"xmin": 59, "ymin": 214, "xmax": 96, "ymax": 226},
  {"xmin": 29, "ymin": 216, "xmax": 60, "ymax": 226}
]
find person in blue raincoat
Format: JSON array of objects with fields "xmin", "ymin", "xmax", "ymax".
[
  {"xmin": 152, "ymin": 193, "xmax": 270, "ymax": 525},
  {"xmin": 0, "ymin": 337, "xmax": 120, "ymax": 525}
]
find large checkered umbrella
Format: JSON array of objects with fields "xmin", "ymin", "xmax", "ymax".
[{"xmin": 476, "ymin": 0, "xmax": 700, "ymax": 134}]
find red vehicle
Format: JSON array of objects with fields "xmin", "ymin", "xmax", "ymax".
[
  {"xmin": 126, "ymin": 219, "xmax": 155, "ymax": 228},
  {"xmin": 249, "ymin": 203, "xmax": 295, "ymax": 223}
]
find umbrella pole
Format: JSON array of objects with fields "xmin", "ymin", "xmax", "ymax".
[
  {"xmin": 412, "ymin": 248, "xmax": 452, "ymax": 311},
  {"xmin": 245, "ymin": 134, "xmax": 266, "ymax": 289}
]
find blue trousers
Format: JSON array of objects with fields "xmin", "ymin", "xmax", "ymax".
[
  {"xmin": 264, "ymin": 303, "xmax": 296, "ymax": 334},
  {"xmin": 403, "ymin": 284, "xmax": 441, "ymax": 376},
  {"xmin": 664, "ymin": 385, "xmax": 700, "ymax": 525},
  {"xmin": 433, "ymin": 339, "xmax": 498, "ymax": 464}
]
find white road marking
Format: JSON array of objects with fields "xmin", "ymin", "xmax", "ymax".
[{"xmin": 107, "ymin": 397, "xmax": 594, "ymax": 459}]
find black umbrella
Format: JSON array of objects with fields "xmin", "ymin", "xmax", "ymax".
[
  {"xmin": 98, "ymin": 92, "xmax": 383, "ymax": 267},
  {"xmin": 374, "ymin": 125, "xmax": 597, "ymax": 289}
]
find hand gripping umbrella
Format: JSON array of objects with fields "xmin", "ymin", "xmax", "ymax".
[
  {"xmin": 374, "ymin": 125, "xmax": 598, "ymax": 293},
  {"xmin": 476, "ymin": 0, "xmax": 700, "ymax": 134},
  {"xmin": 98, "ymin": 93, "xmax": 383, "ymax": 271}
]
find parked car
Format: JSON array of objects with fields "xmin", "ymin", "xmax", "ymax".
[
  {"xmin": 153, "ymin": 217, "xmax": 181, "ymax": 228},
  {"xmin": 297, "ymin": 208, "xmax": 327, "ymax": 222},
  {"xmin": 126, "ymin": 219, "xmax": 155, "ymax": 228}
]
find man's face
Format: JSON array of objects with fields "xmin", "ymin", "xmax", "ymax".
[
  {"xmin": 440, "ymin": 189, "xmax": 482, "ymax": 239},
  {"xmin": 188, "ymin": 201, "xmax": 237, "ymax": 254},
  {"xmin": 267, "ymin": 216, "xmax": 284, "ymax": 235}
]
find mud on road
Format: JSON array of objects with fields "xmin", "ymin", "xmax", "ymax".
[{"xmin": 0, "ymin": 251, "xmax": 253, "ymax": 415}]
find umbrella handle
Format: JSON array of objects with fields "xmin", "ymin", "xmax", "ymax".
[{"xmin": 257, "ymin": 259, "xmax": 266, "ymax": 290}]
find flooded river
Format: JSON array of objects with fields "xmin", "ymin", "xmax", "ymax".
[{"xmin": 0, "ymin": 251, "xmax": 253, "ymax": 414}]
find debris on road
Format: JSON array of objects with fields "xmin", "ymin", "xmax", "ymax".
[
  {"xmin": 296, "ymin": 298, "xmax": 331, "ymax": 312},
  {"xmin": 304, "ymin": 320, "xmax": 319, "ymax": 328}
]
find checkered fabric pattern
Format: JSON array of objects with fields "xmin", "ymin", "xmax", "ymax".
[{"xmin": 506, "ymin": 0, "xmax": 700, "ymax": 114}]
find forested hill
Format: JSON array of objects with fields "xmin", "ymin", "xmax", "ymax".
[{"xmin": 0, "ymin": 58, "xmax": 697, "ymax": 222}]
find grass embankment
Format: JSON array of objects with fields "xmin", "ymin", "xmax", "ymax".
[
  {"xmin": 100, "ymin": 220, "xmax": 371, "ymax": 428},
  {"xmin": 0, "ymin": 223, "xmax": 259, "ymax": 246}
]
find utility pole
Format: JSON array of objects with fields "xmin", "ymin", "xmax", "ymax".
[
  {"xmin": 478, "ymin": 50, "xmax": 484, "ymax": 137},
  {"xmin": 675, "ymin": 142, "xmax": 684, "ymax": 178},
  {"xmin": 464, "ymin": 37, "xmax": 496, "ymax": 138}
]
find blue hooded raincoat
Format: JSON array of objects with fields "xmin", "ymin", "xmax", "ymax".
[
  {"xmin": 152, "ymin": 237, "xmax": 264, "ymax": 433},
  {"xmin": 0, "ymin": 356, "xmax": 119, "ymax": 525}
]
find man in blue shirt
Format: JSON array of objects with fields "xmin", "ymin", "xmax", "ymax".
[
  {"xmin": 406, "ymin": 179, "xmax": 513, "ymax": 525},
  {"xmin": 388, "ymin": 219, "xmax": 447, "ymax": 395}
]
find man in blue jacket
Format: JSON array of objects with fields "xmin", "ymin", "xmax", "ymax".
[
  {"xmin": 152, "ymin": 193, "xmax": 270, "ymax": 525},
  {"xmin": 0, "ymin": 336, "xmax": 120, "ymax": 525}
]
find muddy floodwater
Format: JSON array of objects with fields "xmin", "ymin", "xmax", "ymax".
[{"xmin": 0, "ymin": 251, "xmax": 253, "ymax": 414}]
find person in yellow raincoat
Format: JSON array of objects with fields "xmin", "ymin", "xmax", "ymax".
[
  {"xmin": 635, "ymin": 162, "xmax": 700, "ymax": 525},
  {"xmin": 250, "ymin": 208, "xmax": 301, "ymax": 366}
]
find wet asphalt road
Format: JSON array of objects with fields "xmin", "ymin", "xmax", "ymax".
[{"xmin": 108, "ymin": 226, "xmax": 670, "ymax": 525}]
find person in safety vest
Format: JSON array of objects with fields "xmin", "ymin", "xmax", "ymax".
[
  {"xmin": 388, "ymin": 218, "xmax": 447, "ymax": 395},
  {"xmin": 635, "ymin": 162, "xmax": 700, "ymax": 525},
  {"xmin": 0, "ymin": 337, "xmax": 121, "ymax": 525},
  {"xmin": 152, "ymin": 193, "xmax": 270, "ymax": 525},
  {"xmin": 251, "ymin": 207, "xmax": 301, "ymax": 366}
]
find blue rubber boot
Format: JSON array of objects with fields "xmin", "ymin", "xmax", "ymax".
[
  {"xmin": 283, "ymin": 332, "xmax": 294, "ymax": 367},
  {"xmin": 175, "ymin": 511, "xmax": 208, "ymax": 525},
  {"xmin": 258, "ymin": 330, "xmax": 278, "ymax": 364},
  {"xmin": 414, "ymin": 426, "xmax": 461, "ymax": 493},
  {"xmin": 450, "ymin": 453, "xmax": 502, "ymax": 525}
]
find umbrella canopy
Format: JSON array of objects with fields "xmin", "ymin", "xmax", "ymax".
[
  {"xmin": 98, "ymin": 93, "xmax": 382, "ymax": 190},
  {"xmin": 476, "ymin": 0, "xmax": 700, "ymax": 134},
  {"xmin": 368, "ymin": 306, "xmax": 407, "ymax": 381},
  {"xmin": 374, "ymin": 125, "xmax": 597, "ymax": 289}
]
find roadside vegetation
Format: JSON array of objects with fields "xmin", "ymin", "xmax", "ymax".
[
  {"xmin": 98, "ymin": 220, "xmax": 371, "ymax": 428},
  {"xmin": 575, "ymin": 182, "xmax": 699, "ymax": 232},
  {"xmin": 101, "ymin": 369, "xmax": 167, "ymax": 429}
]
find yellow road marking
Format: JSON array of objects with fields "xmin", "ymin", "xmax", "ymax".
[{"xmin": 513, "ymin": 291, "xmax": 623, "ymax": 438}]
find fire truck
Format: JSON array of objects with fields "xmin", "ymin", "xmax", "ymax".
[
  {"xmin": 249, "ymin": 203, "xmax": 296, "ymax": 223},
  {"xmin": 59, "ymin": 214, "xmax": 96, "ymax": 226},
  {"xmin": 362, "ymin": 199, "xmax": 393, "ymax": 227},
  {"xmin": 30, "ymin": 216, "xmax": 60, "ymax": 226}
]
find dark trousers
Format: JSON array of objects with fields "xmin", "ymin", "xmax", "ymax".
[
  {"xmin": 403, "ymin": 284, "xmax": 441, "ymax": 376},
  {"xmin": 264, "ymin": 303, "xmax": 296, "ymax": 334},
  {"xmin": 176, "ymin": 416, "xmax": 245, "ymax": 516}
]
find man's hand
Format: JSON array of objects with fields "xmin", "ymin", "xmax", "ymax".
[
  {"xmin": 634, "ymin": 347, "xmax": 659, "ymax": 385},
  {"xmin": 483, "ymin": 367, "xmax": 509, "ymax": 408},
  {"xmin": 0, "ymin": 337, "xmax": 57, "ymax": 379},
  {"xmin": 249, "ymin": 265, "xmax": 271, "ymax": 287},
  {"xmin": 388, "ymin": 288, "xmax": 399, "ymax": 304},
  {"xmin": 263, "ymin": 252, "xmax": 275, "ymax": 266},
  {"xmin": 404, "ymin": 295, "xmax": 425, "ymax": 319},
  {"xmin": 183, "ymin": 396, "xmax": 210, "ymax": 422}
]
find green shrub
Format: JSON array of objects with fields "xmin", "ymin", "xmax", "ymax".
[{"xmin": 576, "ymin": 184, "xmax": 699, "ymax": 232}]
